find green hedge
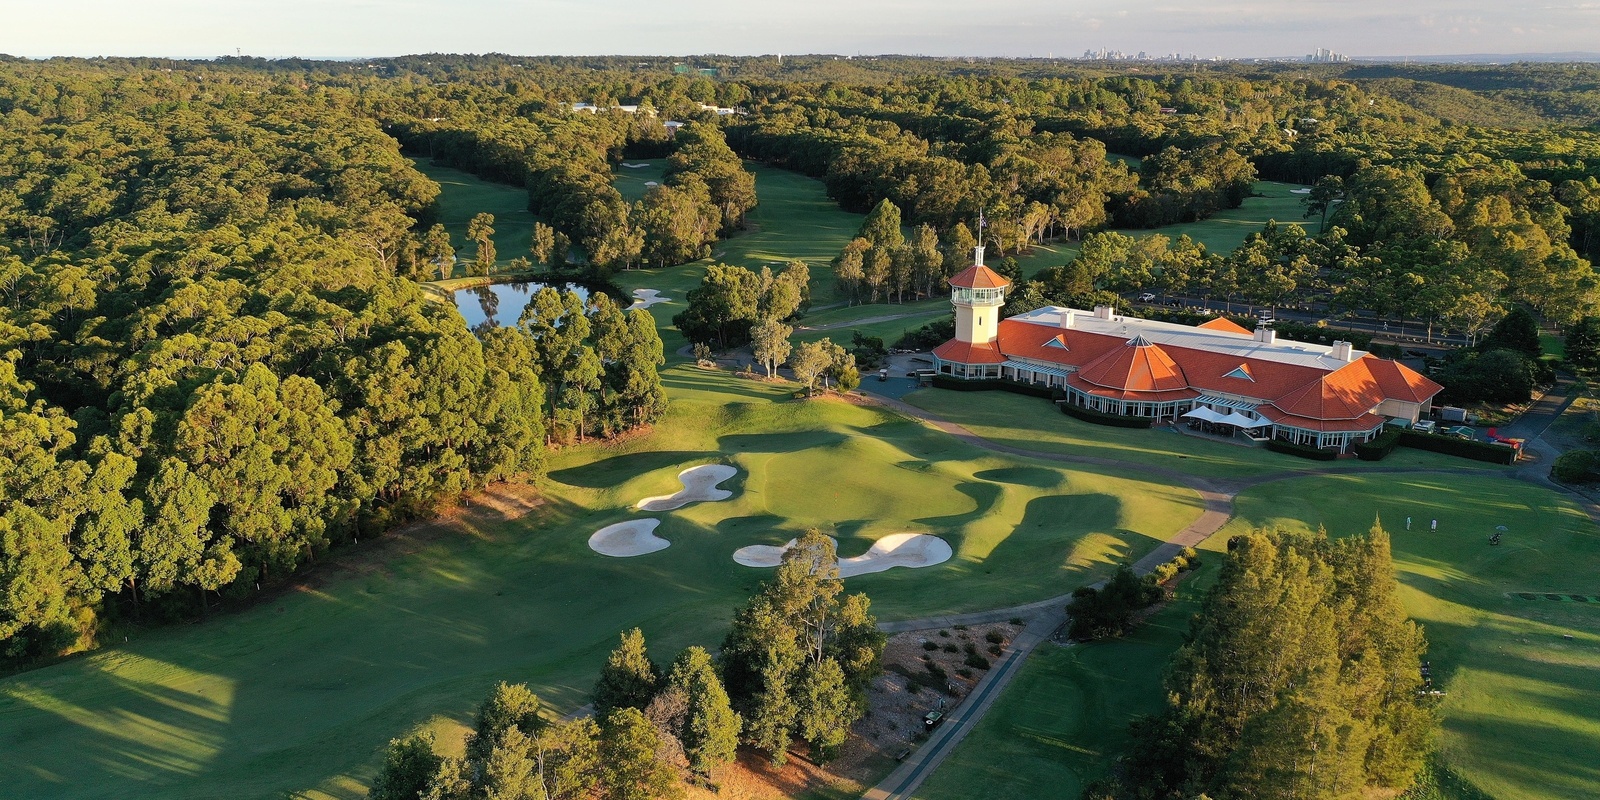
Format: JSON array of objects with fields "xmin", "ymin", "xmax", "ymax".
[
  {"xmin": 1266, "ymin": 438, "xmax": 1341, "ymax": 461},
  {"xmin": 930, "ymin": 375, "xmax": 1060, "ymax": 399},
  {"xmin": 1061, "ymin": 403, "xmax": 1154, "ymax": 428},
  {"xmin": 1353, "ymin": 428, "xmax": 1403, "ymax": 461},
  {"xmin": 1553, "ymin": 450, "xmax": 1600, "ymax": 483},
  {"xmin": 1397, "ymin": 430, "xmax": 1517, "ymax": 465}
]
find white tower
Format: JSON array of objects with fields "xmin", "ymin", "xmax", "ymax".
[{"xmin": 949, "ymin": 246, "xmax": 1010, "ymax": 345}]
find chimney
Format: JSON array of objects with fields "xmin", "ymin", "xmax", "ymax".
[
  {"xmin": 973, "ymin": 245, "xmax": 985, "ymax": 266},
  {"xmin": 1059, "ymin": 310, "xmax": 1075, "ymax": 329},
  {"xmin": 1331, "ymin": 340, "xmax": 1353, "ymax": 361},
  {"xmin": 1253, "ymin": 327, "xmax": 1277, "ymax": 344},
  {"xmin": 1093, "ymin": 305, "xmax": 1113, "ymax": 320}
]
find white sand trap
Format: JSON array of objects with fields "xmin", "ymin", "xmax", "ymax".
[
  {"xmin": 644, "ymin": 180, "xmax": 659, "ymax": 188},
  {"xmin": 629, "ymin": 288, "xmax": 671, "ymax": 309},
  {"xmin": 621, "ymin": 162, "xmax": 652, "ymax": 169},
  {"xmin": 636, "ymin": 464, "xmax": 737, "ymax": 511},
  {"xmin": 733, "ymin": 533, "xmax": 953, "ymax": 578},
  {"xmin": 589, "ymin": 519, "xmax": 671, "ymax": 557},
  {"xmin": 1290, "ymin": 187, "xmax": 1312, "ymax": 194}
]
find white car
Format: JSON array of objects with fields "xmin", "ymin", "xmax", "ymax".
[{"xmin": 1137, "ymin": 292, "xmax": 1157, "ymax": 302}]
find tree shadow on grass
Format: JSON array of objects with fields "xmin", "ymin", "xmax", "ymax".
[
  {"xmin": 717, "ymin": 429, "xmax": 849, "ymax": 454},
  {"xmin": 973, "ymin": 466, "xmax": 1068, "ymax": 489},
  {"xmin": 663, "ymin": 369, "xmax": 789, "ymax": 402},
  {"xmin": 548, "ymin": 450, "xmax": 719, "ymax": 488}
]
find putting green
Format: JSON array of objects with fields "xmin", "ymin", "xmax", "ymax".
[
  {"xmin": 0, "ymin": 367, "xmax": 1204, "ymax": 800},
  {"xmin": 1219, "ymin": 473, "xmax": 1600, "ymax": 800}
]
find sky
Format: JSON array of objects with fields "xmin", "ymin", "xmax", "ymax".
[{"xmin": 3, "ymin": 0, "xmax": 1598, "ymax": 60}]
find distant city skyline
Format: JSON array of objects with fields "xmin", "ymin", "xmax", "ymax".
[{"xmin": 4, "ymin": 1, "xmax": 1599, "ymax": 61}]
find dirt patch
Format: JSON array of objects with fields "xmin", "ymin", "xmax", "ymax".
[{"xmin": 689, "ymin": 621, "xmax": 1021, "ymax": 799}]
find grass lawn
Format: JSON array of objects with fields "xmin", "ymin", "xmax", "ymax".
[
  {"xmin": 608, "ymin": 160, "xmax": 869, "ymax": 355},
  {"xmin": 0, "ymin": 367, "xmax": 1205, "ymax": 800},
  {"xmin": 903, "ymin": 388, "xmax": 1507, "ymax": 481},
  {"xmin": 411, "ymin": 158, "xmax": 538, "ymax": 275},
  {"xmin": 915, "ymin": 561, "xmax": 1218, "ymax": 800},
  {"xmin": 1221, "ymin": 473, "xmax": 1600, "ymax": 800}
]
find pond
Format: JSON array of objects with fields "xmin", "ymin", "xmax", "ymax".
[{"xmin": 452, "ymin": 282, "xmax": 591, "ymax": 329}]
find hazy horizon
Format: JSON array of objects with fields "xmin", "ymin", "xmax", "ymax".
[{"xmin": 5, "ymin": 1, "xmax": 1600, "ymax": 62}]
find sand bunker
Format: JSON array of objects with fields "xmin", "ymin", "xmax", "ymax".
[
  {"xmin": 630, "ymin": 288, "xmax": 670, "ymax": 309},
  {"xmin": 637, "ymin": 464, "xmax": 737, "ymax": 511},
  {"xmin": 644, "ymin": 181, "xmax": 660, "ymax": 188},
  {"xmin": 733, "ymin": 533, "xmax": 953, "ymax": 578},
  {"xmin": 1290, "ymin": 187, "xmax": 1312, "ymax": 194},
  {"xmin": 589, "ymin": 519, "xmax": 671, "ymax": 557},
  {"xmin": 621, "ymin": 162, "xmax": 652, "ymax": 169}
]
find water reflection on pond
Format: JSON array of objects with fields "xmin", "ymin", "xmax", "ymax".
[{"xmin": 451, "ymin": 282, "xmax": 591, "ymax": 330}]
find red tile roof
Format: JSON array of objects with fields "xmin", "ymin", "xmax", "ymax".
[
  {"xmin": 947, "ymin": 264, "xmax": 1012, "ymax": 289},
  {"xmin": 1074, "ymin": 336, "xmax": 1190, "ymax": 393},
  {"xmin": 1197, "ymin": 316, "xmax": 1252, "ymax": 335},
  {"xmin": 1269, "ymin": 368, "xmax": 1377, "ymax": 420},
  {"xmin": 1257, "ymin": 406, "xmax": 1388, "ymax": 432},
  {"xmin": 934, "ymin": 317, "xmax": 1442, "ymax": 424},
  {"xmin": 1363, "ymin": 356, "xmax": 1443, "ymax": 403},
  {"xmin": 932, "ymin": 339, "xmax": 1007, "ymax": 364},
  {"xmin": 1065, "ymin": 374, "xmax": 1199, "ymax": 402}
]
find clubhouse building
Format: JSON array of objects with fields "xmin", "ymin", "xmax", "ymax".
[{"xmin": 931, "ymin": 249, "xmax": 1443, "ymax": 452}]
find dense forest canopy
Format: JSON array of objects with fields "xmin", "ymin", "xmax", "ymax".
[{"xmin": 3, "ymin": 53, "xmax": 1600, "ymax": 662}]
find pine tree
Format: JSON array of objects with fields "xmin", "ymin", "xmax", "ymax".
[
  {"xmin": 1118, "ymin": 527, "xmax": 1437, "ymax": 799},
  {"xmin": 593, "ymin": 628, "xmax": 662, "ymax": 718},
  {"xmin": 794, "ymin": 658, "xmax": 855, "ymax": 762},
  {"xmin": 369, "ymin": 735, "xmax": 442, "ymax": 800},
  {"xmin": 858, "ymin": 199, "xmax": 905, "ymax": 251},
  {"xmin": 532, "ymin": 221, "xmax": 556, "ymax": 265},
  {"xmin": 468, "ymin": 213, "xmax": 497, "ymax": 275},
  {"xmin": 666, "ymin": 647, "xmax": 742, "ymax": 778},
  {"xmin": 599, "ymin": 707, "xmax": 682, "ymax": 800},
  {"xmin": 466, "ymin": 682, "xmax": 545, "ymax": 763}
]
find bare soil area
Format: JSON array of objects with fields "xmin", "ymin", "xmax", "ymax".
[{"xmin": 689, "ymin": 621, "xmax": 1022, "ymax": 800}]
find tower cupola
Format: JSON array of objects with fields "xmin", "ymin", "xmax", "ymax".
[{"xmin": 948, "ymin": 247, "xmax": 1011, "ymax": 344}]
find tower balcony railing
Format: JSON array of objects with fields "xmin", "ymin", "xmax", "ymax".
[{"xmin": 953, "ymin": 287, "xmax": 1005, "ymax": 305}]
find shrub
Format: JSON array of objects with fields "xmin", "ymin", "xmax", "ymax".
[
  {"xmin": 929, "ymin": 374, "xmax": 1061, "ymax": 399},
  {"xmin": 961, "ymin": 642, "xmax": 977, "ymax": 655},
  {"xmin": 938, "ymin": 630, "xmax": 949, "ymax": 637},
  {"xmin": 1437, "ymin": 348, "xmax": 1536, "ymax": 404},
  {"xmin": 1067, "ymin": 565, "xmax": 1164, "ymax": 640},
  {"xmin": 1397, "ymin": 430, "xmax": 1517, "ymax": 465},
  {"xmin": 921, "ymin": 641, "xmax": 939, "ymax": 651},
  {"xmin": 1266, "ymin": 438, "xmax": 1340, "ymax": 461},
  {"xmin": 1354, "ymin": 428, "xmax": 1403, "ymax": 461},
  {"xmin": 1553, "ymin": 450, "xmax": 1600, "ymax": 483},
  {"xmin": 1061, "ymin": 403, "xmax": 1155, "ymax": 428},
  {"xmin": 963, "ymin": 652, "xmax": 991, "ymax": 670},
  {"xmin": 895, "ymin": 317, "xmax": 955, "ymax": 350},
  {"xmin": 987, "ymin": 644, "xmax": 1003, "ymax": 656},
  {"xmin": 1009, "ymin": 617, "xmax": 1024, "ymax": 625},
  {"xmin": 985, "ymin": 630, "xmax": 1005, "ymax": 644},
  {"xmin": 942, "ymin": 643, "xmax": 958, "ymax": 653},
  {"xmin": 955, "ymin": 667, "xmax": 974, "ymax": 679}
]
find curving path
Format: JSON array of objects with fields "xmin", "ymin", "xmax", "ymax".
[{"xmin": 858, "ymin": 389, "xmax": 1589, "ymax": 800}]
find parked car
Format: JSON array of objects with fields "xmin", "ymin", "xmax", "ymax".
[
  {"xmin": 1413, "ymin": 420, "xmax": 1437, "ymax": 434},
  {"xmin": 1137, "ymin": 292, "xmax": 1157, "ymax": 302}
]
